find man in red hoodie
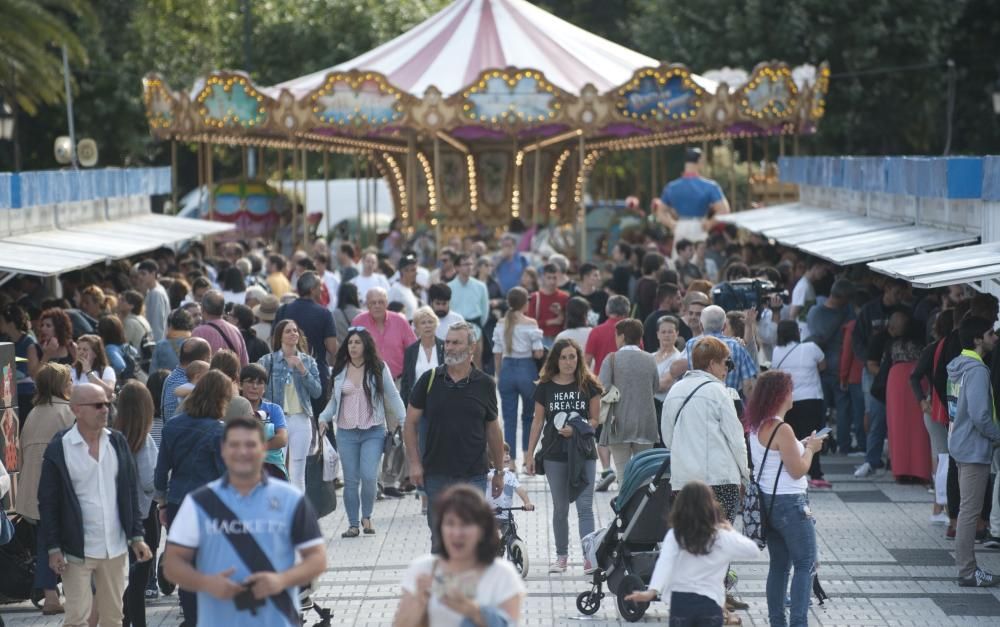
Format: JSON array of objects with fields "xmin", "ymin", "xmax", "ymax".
[{"xmin": 528, "ymin": 263, "xmax": 569, "ymax": 349}]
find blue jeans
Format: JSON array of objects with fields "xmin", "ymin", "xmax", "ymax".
[
  {"xmin": 424, "ymin": 474, "xmax": 487, "ymax": 550},
  {"xmin": 762, "ymin": 493, "xmax": 816, "ymax": 627},
  {"xmin": 498, "ymin": 358, "xmax": 537, "ymax": 459},
  {"xmin": 862, "ymin": 369, "xmax": 886, "ymax": 468},
  {"xmin": 669, "ymin": 591, "xmax": 723, "ymax": 626},
  {"xmin": 836, "ymin": 381, "xmax": 865, "ymax": 453},
  {"xmin": 338, "ymin": 426, "xmax": 386, "ymax": 527}
]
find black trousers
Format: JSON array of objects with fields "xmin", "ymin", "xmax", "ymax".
[
  {"xmin": 123, "ymin": 504, "xmax": 161, "ymax": 627},
  {"xmin": 785, "ymin": 399, "xmax": 825, "ymax": 480}
]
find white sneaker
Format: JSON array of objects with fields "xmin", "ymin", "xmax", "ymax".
[
  {"xmin": 854, "ymin": 462, "xmax": 874, "ymax": 477},
  {"xmin": 930, "ymin": 512, "xmax": 950, "ymax": 525}
]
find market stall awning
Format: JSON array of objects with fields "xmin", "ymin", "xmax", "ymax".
[
  {"xmin": 0, "ymin": 215, "xmax": 233, "ymax": 277},
  {"xmin": 801, "ymin": 225, "xmax": 979, "ymax": 266},
  {"xmin": 717, "ymin": 203, "xmax": 845, "ymax": 233},
  {"xmin": 869, "ymin": 242, "xmax": 1000, "ymax": 289}
]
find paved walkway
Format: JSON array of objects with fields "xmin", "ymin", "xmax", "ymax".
[{"xmin": 4, "ymin": 454, "xmax": 1000, "ymax": 626}]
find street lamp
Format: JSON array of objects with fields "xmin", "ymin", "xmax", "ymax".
[{"xmin": 0, "ymin": 101, "xmax": 13, "ymax": 141}]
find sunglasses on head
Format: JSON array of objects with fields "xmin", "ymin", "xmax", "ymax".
[{"xmin": 347, "ymin": 326, "xmax": 368, "ymax": 334}]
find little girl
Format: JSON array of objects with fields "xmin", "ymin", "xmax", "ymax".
[{"xmin": 627, "ymin": 480, "xmax": 760, "ymax": 626}]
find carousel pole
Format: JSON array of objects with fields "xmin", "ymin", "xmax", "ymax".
[
  {"xmin": 354, "ymin": 154, "xmax": 362, "ymax": 248},
  {"xmin": 727, "ymin": 140, "xmax": 737, "ymax": 211},
  {"xmin": 407, "ymin": 132, "xmax": 416, "ymax": 232},
  {"xmin": 170, "ymin": 139, "xmax": 178, "ymax": 214},
  {"xmin": 746, "ymin": 138, "xmax": 753, "ymax": 209},
  {"xmin": 366, "ymin": 156, "xmax": 374, "ymax": 249},
  {"xmin": 323, "ymin": 151, "xmax": 330, "ymax": 243},
  {"xmin": 578, "ymin": 133, "xmax": 586, "ymax": 264},
  {"xmin": 649, "ymin": 147, "xmax": 657, "ymax": 207},
  {"xmin": 371, "ymin": 156, "xmax": 378, "ymax": 241},
  {"xmin": 290, "ymin": 149, "xmax": 299, "ymax": 254},
  {"xmin": 433, "ymin": 136, "xmax": 442, "ymax": 249},
  {"xmin": 196, "ymin": 141, "xmax": 204, "ymax": 216},
  {"xmin": 300, "ymin": 148, "xmax": 309, "ymax": 250},
  {"xmin": 277, "ymin": 150, "xmax": 285, "ymax": 253},
  {"xmin": 532, "ymin": 148, "xmax": 541, "ymax": 227}
]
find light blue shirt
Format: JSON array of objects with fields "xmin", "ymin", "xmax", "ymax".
[{"xmin": 448, "ymin": 276, "xmax": 489, "ymax": 326}]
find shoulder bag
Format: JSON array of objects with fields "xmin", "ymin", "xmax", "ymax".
[
  {"xmin": 598, "ymin": 353, "xmax": 620, "ymax": 425},
  {"xmin": 741, "ymin": 422, "xmax": 787, "ymax": 549}
]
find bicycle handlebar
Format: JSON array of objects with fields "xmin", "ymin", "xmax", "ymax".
[{"xmin": 494, "ymin": 506, "xmax": 530, "ymax": 512}]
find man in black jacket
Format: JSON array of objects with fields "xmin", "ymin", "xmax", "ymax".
[{"xmin": 39, "ymin": 383, "xmax": 151, "ymax": 627}]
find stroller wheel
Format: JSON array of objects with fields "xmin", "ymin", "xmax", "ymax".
[
  {"xmin": 508, "ymin": 539, "xmax": 529, "ymax": 579},
  {"xmin": 157, "ymin": 560, "xmax": 175, "ymax": 596},
  {"xmin": 576, "ymin": 591, "xmax": 601, "ymax": 615},
  {"xmin": 616, "ymin": 574, "xmax": 649, "ymax": 622}
]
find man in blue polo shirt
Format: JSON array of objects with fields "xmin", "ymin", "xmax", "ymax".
[
  {"xmin": 494, "ymin": 234, "xmax": 529, "ymax": 295},
  {"xmin": 163, "ymin": 416, "xmax": 326, "ymax": 626},
  {"xmin": 659, "ymin": 147, "xmax": 730, "ymax": 244}
]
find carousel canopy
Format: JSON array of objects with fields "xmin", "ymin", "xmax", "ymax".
[{"xmin": 275, "ymin": 0, "xmax": 717, "ymax": 98}]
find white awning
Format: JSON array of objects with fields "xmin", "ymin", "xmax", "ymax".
[
  {"xmin": 0, "ymin": 214, "xmax": 233, "ymax": 276},
  {"xmin": 868, "ymin": 242, "xmax": 1000, "ymax": 289},
  {"xmin": 802, "ymin": 226, "xmax": 979, "ymax": 266},
  {"xmin": 717, "ymin": 203, "xmax": 842, "ymax": 232},
  {"xmin": 767, "ymin": 215, "xmax": 907, "ymax": 246}
]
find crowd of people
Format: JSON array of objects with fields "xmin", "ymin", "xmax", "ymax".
[{"xmin": 1, "ymin": 148, "xmax": 998, "ymax": 626}]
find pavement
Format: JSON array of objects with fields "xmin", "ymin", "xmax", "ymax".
[{"xmin": 4, "ymin": 453, "xmax": 1000, "ymax": 626}]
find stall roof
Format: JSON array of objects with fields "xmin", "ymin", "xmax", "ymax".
[
  {"xmin": 717, "ymin": 203, "xmax": 842, "ymax": 231},
  {"xmin": 868, "ymin": 242, "xmax": 1000, "ymax": 289},
  {"xmin": 802, "ymin": 226, "xmax": 979, "ymax": 266},
  {"xmin": 768, "ymin": 215, "xmax": 907, "ymax": 246},
  {"xmin": 0, "ymin": 214, "xmax": 233, "ymax": 277}
]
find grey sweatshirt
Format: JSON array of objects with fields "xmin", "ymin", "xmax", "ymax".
[{"xmin": 947, "ymin": 353, "xmax": 1000, "ymax": 464}]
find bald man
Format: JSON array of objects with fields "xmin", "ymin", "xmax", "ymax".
[{"xmin": 38, "ymin": 383, "xmax": 151, "ymax": 627}]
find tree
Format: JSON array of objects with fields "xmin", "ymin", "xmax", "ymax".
[{"xmin": 0, "ymin": 0, "xmax": 93, "ymax": 115}]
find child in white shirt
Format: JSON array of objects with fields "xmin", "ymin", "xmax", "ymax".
[
  {"xmin": 486, "ymin": 444, "xmax": 535, "ymax": 526},
  {"xmin": 627, "ymin": 480, "xmax": 760, "ymax": 623}
]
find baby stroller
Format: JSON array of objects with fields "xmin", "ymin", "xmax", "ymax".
[
  {"xmin": 577, "ymin": 449, "xmax": 671, "ymax": 622},
  {"xmin": 0, "ymin": 512, "xmax": 45, "ymax": 621}
]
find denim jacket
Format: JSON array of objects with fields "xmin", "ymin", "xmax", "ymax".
[
  {"xmin": 153, "ymin": 412, "xmax": 225, "ymax": 505},
  {"xmin": 258, "ymin": 350, "xmax": 323, "ymax": 418},
  {"xmin": 319, "ymin": 365, "xmax": 406, "ymax": 430}
]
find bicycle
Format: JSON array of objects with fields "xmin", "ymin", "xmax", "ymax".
[{"xmin": 495, "ymin": 506, "xmax": 531, "ymax": 579}]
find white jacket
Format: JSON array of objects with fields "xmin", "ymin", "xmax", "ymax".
[{"xmin": 660, "ymin": 369, "xmax": 749, "ymax": 490}]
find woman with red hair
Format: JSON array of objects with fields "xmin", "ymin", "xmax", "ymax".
[
  {"xmin": 36, "ymin": 308, "xmax": 76, "ymax": 367},
  {"xmin": 743, "ymin": 370, "xmax": 825, "ymax": 627}
]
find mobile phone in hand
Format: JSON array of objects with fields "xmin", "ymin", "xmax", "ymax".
[{"xmin": 815, "ymin": 427, "xmax": 832, "ymax": 439}]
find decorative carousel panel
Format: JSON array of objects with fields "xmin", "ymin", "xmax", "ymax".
[
  {"xmin": 614, "ymin": 65, "xmax": 705, "ymax": 124},
  {"xmin": 307, "ymin": 71, "xmax": 408, "ymax": 131},
  {"xmin": 736, "ymin": 64, "xmax": 798, "ymax": 122},
  {"xmin": 142, "ymin": 74, "xmax": 175, "ymax": 133},
  {"xmin": 478, "ymin": 152, "xmax": 511, "ymax": 214},
  {"xmin": 439, "ymin": 151, "xmax": 468, "ymax": 213},
  {"xmin": 195, "ymin": 74, "xmax": 270, "ymax": 130},
  {"xmin": 455, "ymin": 69, "xmax": 570, "ymax": 127}
]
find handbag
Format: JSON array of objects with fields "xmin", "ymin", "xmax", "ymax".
[
  {"xmin": 598, "ymin": 353, "xmax": 620, "ymax": 425},
  {"xmin": 741, "ymin": 422, "xmax": 786, "ymax": 549},
  {"xmin": 305, "ymin": 451, "xmax": 337, "ymax": 518}
]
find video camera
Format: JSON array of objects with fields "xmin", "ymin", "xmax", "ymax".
[{"xmin": 710, "ymin": 279, "xmax": 788, "ymax": 313}]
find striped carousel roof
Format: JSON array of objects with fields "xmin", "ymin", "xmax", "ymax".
[{"xmin": 272, "ymin": 0, "xmax": 718, "ymax": 97}]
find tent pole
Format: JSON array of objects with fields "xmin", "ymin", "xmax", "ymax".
[
  {"xmin": 578, "ymin": 133, "xmax": 586, "ymax": 264},
  {"xmin": 170, "ymin": 139, "xmax": 178, "ymax": 215},
  {"xmin": 433, "ymin": 136, "xmax": 441, "ymax": 252},
  {"xmin": 301, "ymin": 148, "xmax": 309, "ymax": 250},
  {"xmin": 323, "ymin": 151, "xmax": 330, "ymax": 243}
]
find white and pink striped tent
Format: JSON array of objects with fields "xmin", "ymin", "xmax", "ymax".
[{"xmin": 272, "ymin": 0, "xmax": 717, "ymax": 98}]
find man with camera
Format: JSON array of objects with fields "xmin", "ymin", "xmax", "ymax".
[{"xmin": 163, "ymin": 415, "xmax": 326, "ymax": 625}]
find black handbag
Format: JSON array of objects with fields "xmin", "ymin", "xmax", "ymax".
[{"xmin": 305, "ymin": 452, "xmax": 336, "ymax": 518}]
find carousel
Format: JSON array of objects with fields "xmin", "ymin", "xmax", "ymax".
[{"xmin": 142, "ymin": 0, "xmax": 829, "ymax": 259}]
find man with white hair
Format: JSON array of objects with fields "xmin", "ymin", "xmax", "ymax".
[
  {"xmin": 350, "ymin": 286, "xmax": 416, "ymax": 379},
  {"xmin": 684, "ymin": 305, "xmax": 757, "ymax": 396}
]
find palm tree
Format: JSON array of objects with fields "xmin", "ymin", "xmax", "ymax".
[{"xmin": 0, "ymin": 0, "xmax": 93, "ymax": 116}]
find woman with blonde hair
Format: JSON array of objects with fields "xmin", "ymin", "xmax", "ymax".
[
  {"xmin": 17, "ymin": 363, "xmax": 75, "ymax": 614},
  {"xmin": 493, "ymin": 286, "xmax": 544, "ymax": 470}
]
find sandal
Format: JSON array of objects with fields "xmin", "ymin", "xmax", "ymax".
[
  {"xmin": 362, "ymin": 518, "xmax": 375, "ymax": 535},
  {"xmin": 341, "ymin": 526, "xmax": 360, "ymax": 538}
]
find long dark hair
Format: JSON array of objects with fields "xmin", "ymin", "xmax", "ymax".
[
  {"xmin": 669, "ymin": 481, "xmax": 724, "ymax": 556},
  {"xmin": 337, "ymin": 282, "xmax": 360, "ymax": 310},
  {"xmin": 331, "ymin": 328, "xmax": 385, "ymax": 405},
  {"xmin": 537, "ymin": 338, "xmax": 602, "ymax": 395}
]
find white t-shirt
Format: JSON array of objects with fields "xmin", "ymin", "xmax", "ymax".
[
  {"xmin": 388, "ymin": 281, "xmax": 420, "ymax": 321},
  {"xmin": 435, "ymin": 310, "xmax": 466, "ymax": 341},
  {"xmin": 486, "ymin": 469, "xmax": 520, "ymax": 520},
  {"xmin": 770, "ymin": 341, "xmax": 824, "ymax": 401},
  {"xmin": 351, "ymin": 273, "xmax": 391, "ymax": 305},
  {"xmin": 69, "ymin": 366, "xmax": 116, "ymax": 389},
  {"xmin": 654, "ymin": 350, "xmax": 687, "ymax": 402},
  {"xmin": 556, "ymin": 327, "xmax": 592, "ymax": 350},
  {"xmin": 648, "ymin": 528, "xmax": 761, "ymax": 609},
  {"xmin": 790, "ymin": 277, "xmax": 816, "ymax": 338},
  {"xmin": 401, "ymin": 554, "xmax": 525, "ymax": 627}
]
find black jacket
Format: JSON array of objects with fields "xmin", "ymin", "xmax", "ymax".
[
  {"xmin": 567, "ymin": 417, "xmax": 597, "ymax": 504},
  {"xmin": 38, "ymin": 428, "xmax": 144, "ymax": 560},
  {"xmin": 400, "ymin": 338, "xmax": 445, "ymax": 406}
]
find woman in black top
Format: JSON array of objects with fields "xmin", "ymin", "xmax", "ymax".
[{"xmin": 525, "ymin": 338, "xmax": 602, "ymax": 574}]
